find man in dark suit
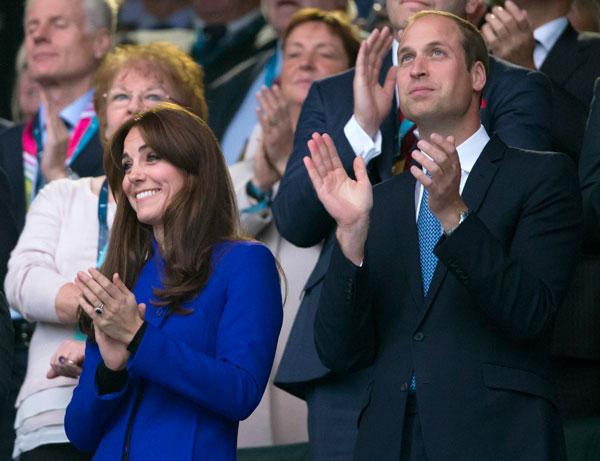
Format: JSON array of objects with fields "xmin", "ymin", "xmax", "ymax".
[
  {"xmin": 0, "ymin": 0, "xmax": 114, "ymax": 232},
  {"xmin": 306, "ymin": 11, "xmax": 581, "ymax": 459},
  {"xmin": 272, "ymin": 0, "xmax": 554, "ymax": 458},
  {"xmin": 482, "ymin": 0, "xmax": 600, "ymax": 159}
]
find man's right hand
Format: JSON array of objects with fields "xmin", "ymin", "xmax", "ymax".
[
  {"xmin": 304, "ymin": 133, "xmax": 372, "ymax": 266},
  {"xmin": 353, "ymin": 27, "xmax": 397, "ymax": 140},
  {"xmin": 40, "ymin": 91, "xmax": 70, "ymax": 181}
]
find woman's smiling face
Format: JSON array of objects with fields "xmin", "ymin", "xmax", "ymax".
[{"xmin": 121, "ymin": 126, "xmax": 186, "ymax": 233}]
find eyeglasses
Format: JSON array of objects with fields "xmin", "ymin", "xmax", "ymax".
[{"xmin": 103, "ymin": 89, "xmax": 172, "ymax": 108}]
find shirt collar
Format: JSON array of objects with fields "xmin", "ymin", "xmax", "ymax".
[
  {"xmin": 456, "ymin": 124, "xmax": 489, "ymax": 174},
  {"xmin": 533, "ymin": 16, "xmax": 568, "ymax": 54},
  {"xmin": 38, "ymin": 89, "xmax": 95, "ymax": 132}
]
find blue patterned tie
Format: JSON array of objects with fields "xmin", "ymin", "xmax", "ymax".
[
  {"xmin": 417, "ymin": 185, "xmax": 441, "ymax": 295},
  {"xmin": 410, "ymin": 186, "xmax": 440, "ymax": 392}
]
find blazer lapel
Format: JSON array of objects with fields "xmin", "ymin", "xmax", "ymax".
[{"xmin": 417, "ymin": 136, "xmax": 505, "ymax": 323}]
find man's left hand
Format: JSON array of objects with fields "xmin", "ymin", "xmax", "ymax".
[{"xmin": 410, "ymin": 134, "xmax": 468, "ymax": 233}]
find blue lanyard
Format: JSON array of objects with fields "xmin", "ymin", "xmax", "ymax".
[
  {"xmin": 74, "ymin": 178, "xmax": 108, "ymax": 341},
  {"xmin": 264, "ymin": 50, "xmax": 279, "ymax": 88},
  {"xmin": 96, "ymin": 178, "xmax": 109, "ymax": 268}
]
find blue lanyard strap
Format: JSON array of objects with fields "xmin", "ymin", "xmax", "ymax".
[{"xmin": 96, "ymin": 178, "xmax": 109, "ymax": 268}]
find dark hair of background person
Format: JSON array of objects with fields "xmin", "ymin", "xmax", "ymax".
[
  {"xmin": 407, "ymin": 10, "xmax": 490, "ymax": 77},
  {"xmin": 93, "ymin": 42, "xmax": 209, "ymax": 144},
  {"xmin": 80, "ymin": 104, "xmax": 240, "ymax": 336},
  {"xmin": 282, "ymin": 8, "xmax": 362, "ymax": 65}
]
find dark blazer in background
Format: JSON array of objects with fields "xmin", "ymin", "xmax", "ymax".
[
  {"xmin": 552, "ymin": 77, "xmax": 600, "ymax": 419},
  {"xmin": 0, "ymin": 166, "xmax": 17, "ymax": 405},
  {"xmin": 0, "ymin": 115, "xmax": 104, "ymax": 232},
  {"xmin": 0, "ymin": 166, "xmax": 18, "ymax": 287},
  {"xmin": 315, "ymin": 137, "xmax": 581, "ymax": 460},
  {"xmin": 579, "ymin": 77, "xmax": 600, "ymax": 253},
  {"xmin": 540, "ymin": 23, "xmax": 600, "ymax": 160},
  {"xmin": 199, "ymin": 14, "xmax": 271, "ymax": 87},
  {"xmin": 273, "ymin": 53, "xmax": 555, "ymax": 398},
  {"xmin": 205, "ymin": 46, "xmax": 275, "ymax": 141}
]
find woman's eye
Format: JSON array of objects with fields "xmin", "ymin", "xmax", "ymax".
[
  {"xmin": 319, "ymin": 52, "xmax": 335, "ymax": 59},
  {"xmin": 432, "ymin": 48, "xmax": 445, "ymax": 57},
  {"xmin": 111, "ymin": 93, "xmax": 130, "ymax": 102},
  {"xmin": 121, "ymin": 161, "xmax": 131, "ymax": 172},
  {"xmin": 146, "ymin": 152, "xmax": 161, "ymax": 162},
  {"xmin": 144, "ymin": 93, "xmax": 165, "ymax": 102}
]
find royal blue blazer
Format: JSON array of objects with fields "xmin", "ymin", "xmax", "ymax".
[{"xmin": 65, "ymin": 240, "xmax": 283, "ymax": 460}]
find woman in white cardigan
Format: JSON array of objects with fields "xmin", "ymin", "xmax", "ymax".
[
  {"xmin": 233, "ymin": 8, "xmax": 361, "ymax": 448},
  {"xmin": 4, "ymin": 42, "xmax": 208, "ymax": 461}
]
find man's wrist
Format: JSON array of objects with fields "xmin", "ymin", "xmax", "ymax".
[
  {"xmin": 442, "ymin": 207, "xmax": 470, "ymax": 236},
  {"xmin": 354, "ymin": 114, "xmax": 379, "ymax": 141},
  {"xmin": 335, "ymin": 219, "xmax": 369, "ymax": 266}
]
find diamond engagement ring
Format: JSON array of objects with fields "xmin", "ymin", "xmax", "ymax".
[{"xmin": 94, "ymin": 303, "xmax": 105, "ymax": 315}]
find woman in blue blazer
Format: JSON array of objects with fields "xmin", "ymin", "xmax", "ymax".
[{"xmin": 65, "ymin": 104, "xmax": 283, "ymax": 460}]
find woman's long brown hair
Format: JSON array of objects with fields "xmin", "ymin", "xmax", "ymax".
[{"xmin": 80, "ymin": 104, "xmax": 241, "ymax": 336}]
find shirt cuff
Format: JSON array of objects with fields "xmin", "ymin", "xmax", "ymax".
[
  {"xmin": 127, "ymin": 321, "xmax": 148, "ymax": 356},
  {"xmin": 343, "ymin": 115, "xmax": 383, "ymax": 165}
]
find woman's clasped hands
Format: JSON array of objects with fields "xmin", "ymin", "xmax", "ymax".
[{"xmin": 75, "ymin": 268, "xmax": 146, "ymax": 370}]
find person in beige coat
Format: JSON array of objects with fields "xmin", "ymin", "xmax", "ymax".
[{"xmin": 232, "ymin": 8, "xmax": 360, "ymax": 448}]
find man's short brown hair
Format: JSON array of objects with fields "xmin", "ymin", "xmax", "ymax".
[{"xmin": 406, "ymin": 10, "xmax": 489, "ymax": 77}]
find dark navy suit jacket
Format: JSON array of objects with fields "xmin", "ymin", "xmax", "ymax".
[
  {"xmin": 315, "ymin": 137, "xmax": 581, "ymax": 460},
  {"xmin": 273, "ymin": 53, "xmax": 554, "ymax": 397},
  {"xmin": 540, "ymin": 23, "xmax": 600, "ymax": 160}
]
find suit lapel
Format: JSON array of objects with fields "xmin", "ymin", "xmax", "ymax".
[
  {"xmin": 389, "ymin": 173, "xmax": 423, "ymax": 311},
  {"xmin": 541, "ymin": 23, "xmax": 587, "ymax": 86},
  {"xmin": 417, "ymin": 136, "xmax": 505, "ymax": 324}
]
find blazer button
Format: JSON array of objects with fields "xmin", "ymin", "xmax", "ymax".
[
  {"xmin": 413, "ymin": 332, "xmax": 424, "ymax": 341},
  {"xmin": 400, "ymin": 382, "xmax": 409, "ymax": 392}
]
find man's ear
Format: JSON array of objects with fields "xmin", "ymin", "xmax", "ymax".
[
  {"xmin": 93, "ymin": 28, "xmax": 112, "ymax": 60},
  {"xmin": 471, "ymin": 60, "xmax": 486, "ymax": 92}
]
